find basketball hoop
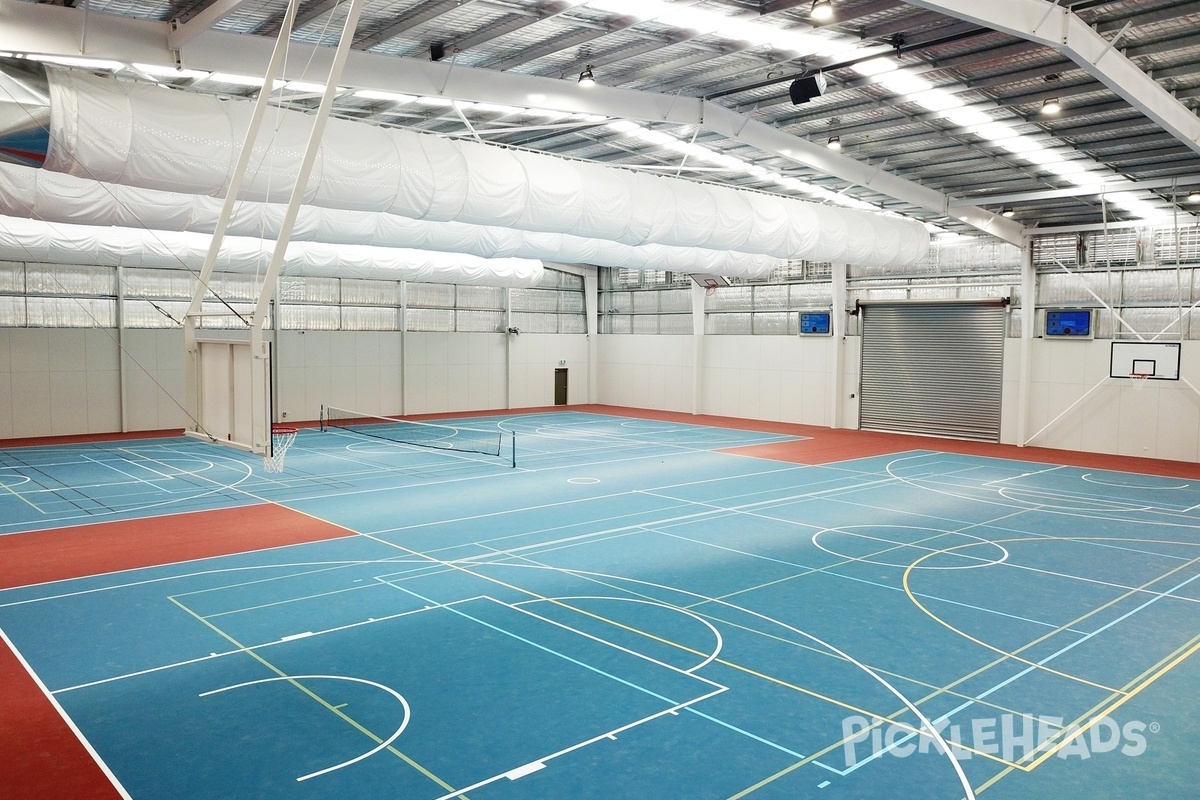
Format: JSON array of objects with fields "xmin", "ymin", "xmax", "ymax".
[
  {"xmin": 1130, "ymin": 373, "xmax": 1151, "ymax": 389},
  {"xmin": 263, "ymin": 425, "xmax": 298, "ymax": 472}
]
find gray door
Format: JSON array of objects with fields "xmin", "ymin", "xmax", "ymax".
[
  {"xmin": 859, "ymin": 302, "xmax": 1006, "ymax": 441},
  {"xmin": 554, "ymin": 368, "xmax": 568, "ymax": 405}
]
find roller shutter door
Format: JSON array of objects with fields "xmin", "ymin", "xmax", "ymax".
[{"xmin": 859, "ymin": 302, "xmax": 1005, "ymax": 441}]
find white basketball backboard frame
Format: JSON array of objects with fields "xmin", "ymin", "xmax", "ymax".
[{"xmin": 1109, "ymin": 341, "xmax": 1181, "ymax": 381}]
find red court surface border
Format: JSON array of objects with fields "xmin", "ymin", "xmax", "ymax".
[
  {"xmin": 0, "ymin": 504, "xmax": 353, "ymax": 800},
  {"xmin": 3, "ymin": 405, "xmax": 1198, "ymax": 799}
]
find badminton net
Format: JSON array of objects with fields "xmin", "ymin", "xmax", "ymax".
[{"xmin": 321, "ymin": 405, "xmax": 515, "ymax": 466}]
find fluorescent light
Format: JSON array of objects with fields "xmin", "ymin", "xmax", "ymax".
[
  {"xmin": 909, "ymin": 89, "xmax": 962, "ymax": 112},
  {"xmin": 969, "ymin": 122, "xmax": 1019, "ymax": 141},
  {"xmin": 1021, "ymin": 150, "xmax": 1063, "ymax": 165},
  {"xmin": 206, "ymin": 72, "xmax": 284, "ymax": 89},
  {"xmin": 943, "ymin": 107, "xmax": 991, "ymax": 127},
  {"xmin": 853, "ymin": 58, "xmax": 898, "ymax": 77},
  {"xmin": 283, "ymin": 80, "xmax": 329, "ymax": 93},
  {"xmin": 999, "ymin": 137, "xmax": 1043, "ymax": 154},
  {"xmin": 414, "ymin": 95, "xmax": 455, "ymax": 106},
  {"xmin": 132, "ymin": 62, "xmax": 209, "ymax": 80},
  {"xmin": 27, "ymin": 54, "xmax": 124, "ymax": 71},
  {"xmin": 878, "ymin": 71, "xmax": 931, "ymax": 95},
  {"xmin": 353, "ymin": 89, "xmax": 417, "ymax": 104},
  {"xmin": 470, "ymin": 102, "xmax": 523, "ymax": 115},
  {"xmin": 525, "ymin": 108, "xmax": 571, "ymax": 120}
]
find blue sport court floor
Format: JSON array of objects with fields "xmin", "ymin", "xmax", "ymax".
[{"xmin": 1, "ymin": 409, "xmax": 1197, "ymax": 799}]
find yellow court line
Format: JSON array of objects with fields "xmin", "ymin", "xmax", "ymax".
[
  {"xmin": 903, "ymin": 538, "xmax": 1200, "ymax": 694},
  {"xmin": 972, "ymin": 634, "xmax": 1200, "ymax": 796},
  {"xmin": 1024, "ymin": 633, "xmax": 1200, "ymax": 771},
  {"xmin": 167, "ymin": 596, "xmax": 463, "ymax": 796},
  {"xmin": 0, "ymin": 476, "xmax": 46, "ymax": 514}
]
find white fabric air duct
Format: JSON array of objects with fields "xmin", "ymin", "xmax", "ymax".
[
  {"xmin": 0, "ymin": 164, "xmax": 782, "ymax": 277},
  {"xmin": 44, "ymin": 70, "xmax": 929, "ymax": 269},
  {"xmin": 0, "ymin": 214, "xmax": 544, "ymax": 285}
]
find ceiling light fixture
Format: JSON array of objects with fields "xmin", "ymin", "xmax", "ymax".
[
  {"xmin": 1188, "ymin": 191, "xmax": 1200, "ymax": 203},
  {"xmin": 1041, "ymin": 97, "xmax": 1062, "ymax": 115},
  {"xmin": 826, "ymin": 135, "xmax": 841, "ymax": 150},
  {"xmin": 1001, "ymin": 207, "xmax": 1015, "ymax": 218},
  {"xmin": 811, "ymin": 0, "xmax": 833, "ymax": 21},
  {"xmin": 578, "ymin": 65, "xmax": 595, "ymax": 87}
]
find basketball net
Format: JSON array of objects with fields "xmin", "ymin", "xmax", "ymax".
[
  {"xmin": 1130, "ymin": 373, "xmax": 1151, "ymax": 390},
  {"xmin": 263, "ymin": 425, "xmax": 298, "ymax": 472}
]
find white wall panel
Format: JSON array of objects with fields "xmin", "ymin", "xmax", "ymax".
[
  {"xmin": 0, "ymin": 371, "xmax": 12, "ymax": 439},
  {"xmin": 11, "ymin": 370, "xmax": 51, "ymax": 437}
]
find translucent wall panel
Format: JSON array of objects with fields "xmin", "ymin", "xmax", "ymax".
[
  {"xmin": 206, "ymin": 273, "xmax": 262, "ymax": 302},
  {"xmin": 126, "ymin": 268, "xmax": 195, "ymax": 299},
  {"xmin": 511, "ymin": 288, "xmax": 561, "ymax": 312},
  {"xmin": 406, "ymin": 307, "xmax": 455, "ymax": 332},
  {"xmin": 26, "ymin": 296, "xmax": 116, "ymax": 326},
  {"xmin": 342, "ymin": 306, "xmax": 400, "ymax": 331},
  {"xmin": 658, "ymin": 314, "xmax": 691, "ymax": 334},
  {"xmin": 455, "ymin": 285, "xmax": 504, "ymax": 310},
  {"xmin": 27, "ymin": 264, "xmax": 116, "ymax": 296},
  {"xmin": 124, "ymin": 299, "xmax": 188, "ymax": 327},
  {"xmin": 279, "ymin": 305, "xmax": 339, "ymax": 330},
  {"xmin": 340, "ymin": 279, "xmax": 400, "ymax": 306},
  {"xmin": 511, "ymin": 312, "xmax": 561, "ymax": 333},
  {"xmin": 706, "ymin": 313, "xmax": 751, "ymax": 334},
  {"xmin": 0, "ymin": 262, "xmax": 25, "ymax": 292},
  {"xmin": 407, "ymin": 283, "xmax": 456, "ymax": 308},
  {"xmin": 455, "ymin": 309, "xmax": 504, "ymax": 332},
  {"xmin": 753, "ymin": 312, "xmax": 790, "ymax": 335},
  {"xmin": 0, "ymin": 295, "xmax": 26, "ymax": 326}
]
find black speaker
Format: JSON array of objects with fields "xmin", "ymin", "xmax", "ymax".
[
  {"xmin": 430, "ymin": 42, "xmax": 446, "ymax": 62},
  {"xmin": 788, "ymin": 74, "xmax": 827, "ymax": 105}
]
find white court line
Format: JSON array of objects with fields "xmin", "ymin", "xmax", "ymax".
[
  {"xmin": 981, "ymin": 464, "xmax": 1066, "ymax": 486},
  {"xmin": 502, "ymin": 596, "xmax": 725, "ymax": 677},
  {"xmin": 1, "ymin": 626, "xmax": 135, "ymax": 800},
  {"xmin": 52, "ymin": 597, "xmax": 488, "ymax": 694},
  {"xmin": 830, "ymin": 565, "xmax": 1200, "ymax": 775},
  {"xmin": 420, "ymin": 559, "xmax": 977, "ymax": 800},
  {"xmin": 199, "ymin": 674, "xmax": 410, "ymax": 782},
  {"xmin": 512, "ymin": 595, "xmax": 723, "ymax": 673}
]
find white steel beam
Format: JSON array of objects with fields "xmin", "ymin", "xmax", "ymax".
[
  {"xmin": 0, "ymin": 0, "xmax": 1020, "ymax": 245},
  {"xmin": 167, "ymin": 0, "xmax": 255, "ymax": 52},
  {"xmin": 905, "ymin": 0, "xmax": 1200, "ymax": 157}
]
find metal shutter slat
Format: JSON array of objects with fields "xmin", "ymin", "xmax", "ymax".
[{"xmin": 859, "ymin": 303, "xmax": 1005, "ymax": 441}]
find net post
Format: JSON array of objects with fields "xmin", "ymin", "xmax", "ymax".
[
  {"xmin": 511, "ymin": 431, "xmax": 516, "ymax": 469},
  {"xmin": 320, "ymin": 404, "xmax": 326, "ymax": 433}
]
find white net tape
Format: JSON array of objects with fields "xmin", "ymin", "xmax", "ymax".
[{"xmin": 263, "ymin": 427, "xmax": 298, "ymax": 472}]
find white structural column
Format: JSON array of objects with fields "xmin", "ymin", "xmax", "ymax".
[
  {"xmin": 1016, "ymin": 241, "xmax": 1035, "ymax": 447},
  {"xmin": 830, "ymin": 262, "xmax": 848, "ymax": 429},
  {"xmin": 584, "ymin": 268, "xmax": 599, "ymax": 404},
  {"xmin": 908, "ymin": 0, "xmax": 1200, "ymax": 156},
  {"xmin": 692, "ymin": 283, "xmax": 706, "ymax": 415}
]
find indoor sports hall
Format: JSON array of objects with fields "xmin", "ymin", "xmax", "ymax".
[{"xmin": 2, "ymin": 2, "xmax": 1200, "ymax": 799}]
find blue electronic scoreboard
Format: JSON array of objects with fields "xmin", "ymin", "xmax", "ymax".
[
  {"xmin": 1045, "ymin": 309, "xmax": 1092, "ymax": 337},
  {"xmin": 799, "ymin": 311, "xmax": 832, "ymax": 335}
]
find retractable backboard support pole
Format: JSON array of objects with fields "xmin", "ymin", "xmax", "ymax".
[{"xmin": 183, "ymin": 0, "xmax": 365, "ymax": 454}]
